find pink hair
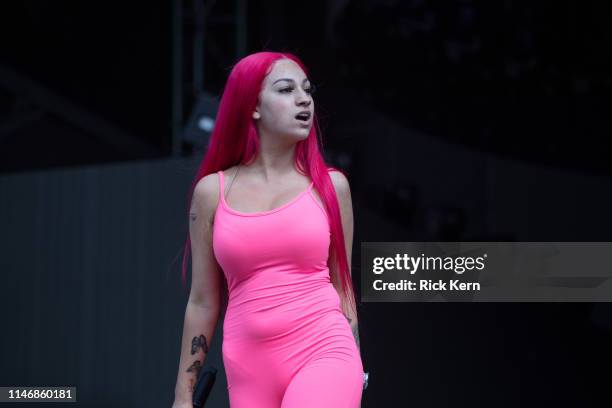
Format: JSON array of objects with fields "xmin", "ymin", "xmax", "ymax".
[{"xmin": 180, "ymin": 51, "xmax": 357, "ymax": 315}]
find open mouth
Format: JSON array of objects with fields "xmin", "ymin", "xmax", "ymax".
[{"xmin": 295, "ymin": 112, "xmax": 311, "ymax": 122}]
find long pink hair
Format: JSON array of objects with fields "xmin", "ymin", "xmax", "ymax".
[{"xmin": 181, "ymin": 51, "xmax": 357, "ymax": 316}]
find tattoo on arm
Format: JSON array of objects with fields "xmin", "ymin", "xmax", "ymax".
[
  {"xmin": 191, "ymin": 334, "xmax": 209, "ymax": 355},
  {"xmin": 189, "ymin": 212, "xmax": 197, "ymax": 222},
  {"xmin": 186, "ymin": 360, "xmax": 203, "ymax": 379}
]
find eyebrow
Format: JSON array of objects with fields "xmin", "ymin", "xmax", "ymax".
[{"xmin": 272, "ymin": 78, "xmax": 310, "ymax": 85}]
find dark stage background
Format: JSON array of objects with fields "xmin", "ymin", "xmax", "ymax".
[{"xmin": 1, "ymin": 1, "xmax": 612, "ymax": 407}]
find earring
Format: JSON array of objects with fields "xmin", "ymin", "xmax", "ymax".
[{"xmin": 253, "ymin": 112, "xmax": 260, "ymax": 119}]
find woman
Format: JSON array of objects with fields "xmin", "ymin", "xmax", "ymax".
[{"xmin": 172, "ymin": 51, "xmax": 365, "ymax": 407}]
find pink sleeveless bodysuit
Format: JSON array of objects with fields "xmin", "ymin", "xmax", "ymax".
[{"xmin": 212, "ymin": 170, "xmax": 364, "ymax": 407}]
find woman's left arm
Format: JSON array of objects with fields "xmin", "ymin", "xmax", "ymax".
[{"xmin": 329, "ymin": 170, "xmax": 360, "ymax": 352}]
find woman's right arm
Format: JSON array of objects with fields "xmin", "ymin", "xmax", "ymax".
[{"xmin": 173, "ymin": 174, "xmax": 223, "ymax": 407}]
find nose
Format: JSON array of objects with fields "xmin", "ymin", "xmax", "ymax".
[{"xmin": 296, "ymin": 88, "xmax": 312, "ymax": 107}]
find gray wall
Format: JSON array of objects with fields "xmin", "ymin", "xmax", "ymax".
[{"xmin": 0, "ymin": 157, "xmax": 228, "ymax": 407}]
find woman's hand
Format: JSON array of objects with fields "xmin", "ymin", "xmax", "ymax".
[{"xmin": 171, "ymin": 400, "xmax": 192, "ymax": 408}]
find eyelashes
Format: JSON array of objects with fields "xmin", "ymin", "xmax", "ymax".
[{"xmin": 279, "ymin": 84, "xmax": 316, "ymax": 95}]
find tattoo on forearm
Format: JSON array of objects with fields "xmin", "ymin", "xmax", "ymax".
[
  {"xmin": 186, "ymin": 360, "xmax": 203, "ymax": 378},
  {"xmin": 189, "ymin": 212, "xmax": 197, "ymax": 222},
  {"xmin": 191, "ymin": 334, "xmax": 209, "ymax": 355}
]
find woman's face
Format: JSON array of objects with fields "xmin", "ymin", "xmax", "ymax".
[{"xmin": 254, "ymin": 59, "xmax": 314, "ymax": 143}]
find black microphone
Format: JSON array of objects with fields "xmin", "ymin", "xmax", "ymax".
[{"xmin": 192, "ymin": 366, "xmax": 217, "ymax": 408}]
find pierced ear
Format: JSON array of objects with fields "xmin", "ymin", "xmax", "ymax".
[{"xmin": 253, "ymin": 111, "xmax": 261, "ymax": 120}]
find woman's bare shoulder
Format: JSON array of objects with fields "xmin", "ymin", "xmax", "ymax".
[
  {"xmin": 193, "ymin": 165, "xmax": 239, "ymax": 198},
  {"xmin": 191, "ymin": 173, "xmax": 221, "ymax": 221},
  {"xmin": 327, "ymin": 168, "xmax": 350, "ymax": 195},
  {"xmin": 193, "ymin": 165, "xmax": 243, "ymax": 201}
]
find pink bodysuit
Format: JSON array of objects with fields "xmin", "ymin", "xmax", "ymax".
[{"xmin": 212, "ymin": 170, "xmax": 364, "ymax": 407}]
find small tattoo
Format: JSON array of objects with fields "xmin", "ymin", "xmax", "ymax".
[
  {"xmin": 191, "ymin": 334, "xmax": 209, "ymax": 355},
  {"xmin": 186, "ymin": 360, "xmax": 203, "ymax": 378},
  {"xmin": 189, "ymin": 212, "xmax": 197, "ymax": 221}
]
